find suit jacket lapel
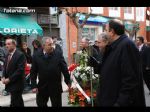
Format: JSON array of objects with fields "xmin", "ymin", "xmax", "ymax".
[
  {"xmin": 7, "ymin": 50, "xmax": 17, "ymax": 72},
  {"xmin": 141, "ymin": 45, "xmax": 145, "ymax": 53}
]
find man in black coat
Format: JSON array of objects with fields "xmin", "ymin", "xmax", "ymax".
[
  {"xmin": 0, "ymin": 47, "xmax": 5, "ymax": 79},
  {"xmin": 30, "ymin": 37, "xmax": 71, "ymax": 107},
  {"xmin": 96, "ymin": 19, "xmax": 146, "ymax": 106},
  {"xmin": 1, "ymin": 39, "xmax": 26, "ymax": 107},
  {"xmin": 136, "ymin": 36, "xmax": 150, "ymax": 94},
  {"xmin": 52, "ymin": 36, "xmax": 63, "ymax": 54}
]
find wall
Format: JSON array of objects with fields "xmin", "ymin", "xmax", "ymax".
[{"xmin": 59, "ymin": 12, "xmax": 68, "ymax": 64}]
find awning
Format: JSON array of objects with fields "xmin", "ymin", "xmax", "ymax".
[
  {"xmin": 0, "ymin": 13, "xmax": 43, "ymax": 36},
  {"xmin": 76, "ymin": 13, "xmax": 110, "ymax": 25}
]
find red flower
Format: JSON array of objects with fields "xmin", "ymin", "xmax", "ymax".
[
  {"xmin": 79, "ymin": 101, "xmax": 85, "ymax": 107},
  {"xmin": 85, "ymin": 90, "xmax": 91, "ymax": 97},
  {"xmin": 93, "ymin": 92, "xmax": 97, "ymax": 98},
  {"xmin": 68, "ymin": 64, "xmax": 78, "ymax": 72},
  {"xmin": 79, "ymin": 95, "xmax": 86, "ymax": 101},
  {"xmin": 69, "ymin": 95, "xmax": 76, "ymax": 103},
  {"xmin": 77, "ymin": 91, "xmax": 82, "ymax": 96}
]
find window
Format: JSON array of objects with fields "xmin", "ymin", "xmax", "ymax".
[
  {"xmin": 82, "ymin": 28, "xmax": 96, "ymax": 41},
  {"xmin": 136, "ymin": 7, "xmax": 145, "ymax": 21},
  {"xmin": 89, "ymin": 7, "xmax": 103, "ymax": 14},
  {"xmin": 124, "ymin": 7, "xmax": 132, "ymax": 14},
  {"xmin": 109, "ymin": 7, "xmax": 120, "ymax": 17},
  {"xmin": 50, "ymin": 7, "xmax": 57, "ymax": 15},
  {"xmin": 124, "ymin": 7, "xmax": 134, "ymax": 20},
  {"xmin": 109, "ymin": 7, "xmax": 118, "ymax": 11}
]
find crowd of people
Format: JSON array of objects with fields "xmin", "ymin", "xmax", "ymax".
[{"xmin": 0, "ymin": 19, "xmax": 150, "ymax": 107}]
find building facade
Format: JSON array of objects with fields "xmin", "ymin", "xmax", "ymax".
[{"xmin": 60, "ymin": 7, "xmax": 148, "ymax": 65}]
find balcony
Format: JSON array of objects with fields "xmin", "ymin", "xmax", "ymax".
[{"xmin": 37, "ymin": 14, "xmax": 58, "ymax": 25}]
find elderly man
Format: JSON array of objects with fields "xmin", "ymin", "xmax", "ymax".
[
  {"xmin": 30, "ymin": 37, "xmax": 71, "ymax": 107},
  {"xmin": 80, "ymin": 37, "xmax": 102, "ymax": 74}
]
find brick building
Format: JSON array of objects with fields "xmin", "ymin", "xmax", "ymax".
[{"xmin": 59, "ymin": 7, "xmax": 148, "ymax": 65}]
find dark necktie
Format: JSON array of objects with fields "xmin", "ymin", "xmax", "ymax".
[{"xmin": 6, "ymin": 53, "xmax": 11, "ymax": 71}]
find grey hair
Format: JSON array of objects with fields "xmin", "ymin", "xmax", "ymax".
[
  {"xmin": 41, "ymin": 37, "xmax": 53, "ymax": 45},
  {"xmin": 6, "ymin": 38, "xmax": 17, "ymax": 45},
  {"xmin": 82, "ymin": 37, "xmax": 90, "ymax": 43},
  {"xmin": 97, "ymin": 32, "xmax": 109, "ymax": 43}
]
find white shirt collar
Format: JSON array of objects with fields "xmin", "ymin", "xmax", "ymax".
[
  {"xmin": 138, "ymin": 44, "xmax": 144, "ymax": 51},
  {"xmin": 43, "ymin": 50, "xmax": 46, "ymax": 55}
]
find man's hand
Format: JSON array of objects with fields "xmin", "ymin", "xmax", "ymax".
[
  {"xmin": 146, "ymin": 67, "xmax": 150, "ymax": 70},
  {"xmin": 1, "ymin": 77, "xmax": 5, "ymax": 84},
  {"xmin": 4, "ymin": 78, "xmax": 10, "ymax": 85},
  {"xmin": 32, "ymin": 88, "xmax": 38, "ymax": 93},
  {"xmin": 68, "ymin": 84, "xmax": 71, "ymax": 89}
]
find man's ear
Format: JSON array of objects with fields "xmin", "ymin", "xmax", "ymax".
[{"xmin": 110, "ymin": 29, "xmax": 115, "ymax": 35}]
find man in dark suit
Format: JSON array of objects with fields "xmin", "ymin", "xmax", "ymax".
[
  {"xmin": 1, "ymin": 38, "xmax": 26, "ymax": 107},
  {"xmin": 52, "ymin": 36, "xmax": 63, "ymax": 54},
  {"xmin": 136, "ymin": 36, "xmax": 150, "ymax": 94},
  {"xmin": 96, "ymin": 19, "xmax": 145, "ymax": 106},
  {"xmin": 30, "ymin": 37, "xmax": 71, "ymax": 107}
]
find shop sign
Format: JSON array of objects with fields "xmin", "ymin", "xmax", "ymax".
[{"xmin": 0, "ymin": 28, "xmax": 38, "ymax": 35}]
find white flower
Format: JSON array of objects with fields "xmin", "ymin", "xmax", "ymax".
[
  {"xmin": 77, "ymin": 51, "xmax": 82, "ymax": 55},
  {"xmin": 82, "ymin": 76, "xmax": 88, "ymax": 81},
  {"xmin": 76, "ymin": 66, "xmax": 81, "ymax": 71},
  {"xmin": 74, "ymin": 72, "xmax": 79, "ymax": 77},
  {"xmin": 86, "ymin": 66, "xmax": 90, "ymax": 71}
]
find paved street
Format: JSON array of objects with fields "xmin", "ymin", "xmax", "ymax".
[
  {"xmin": 0, "ymin": 78, "xmax": 71, "ymax": 107},
  {"xmin": 24, "ymin": 92, "xmax": 70, "ymax": 107},
  {"xmin": 0, "ymin": 80, "xmax": 150, "ymax": 107}
]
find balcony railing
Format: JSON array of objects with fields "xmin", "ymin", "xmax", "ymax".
[{"xmin": 37, "ymin": 14, "xmax": 58, "ymax": 25}]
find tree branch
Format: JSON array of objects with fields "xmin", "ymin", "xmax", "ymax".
[{"xmin": 80, "ymin": 7, "xmax": 92, "ymax": 28}]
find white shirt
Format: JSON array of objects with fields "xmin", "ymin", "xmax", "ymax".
[
  {"xmin": 138, "ymin": 44, "xmax": 144, "ymax": 51},
  {"xmin": 9, "ymin": 48, "xmax": 16, "ymax": 60}
]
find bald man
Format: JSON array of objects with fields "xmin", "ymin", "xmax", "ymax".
[{"xmin": 2, "ymin": 39, "xmax": 26, "ymax": 107}]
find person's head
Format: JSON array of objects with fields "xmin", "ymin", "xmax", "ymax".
[
  {"xmin": 32, "ymin": 39, "xmax": 41, "ymax": 49},
  {"xmin": 22, "ymin": 42, "xmax": 28, "ymax": 50},
  {"xmin": 80, "ymin": 37, "xmax": 90, "ymax": 49},
  {"xmin": 105, "ymin": 19, "xmax": 125, "ymax": 43},
  {"xmin": 136, "ymin": 36, "xmax": 144, "ymax": 46},
  {"xmin": 42, "ymin": 37, "xmax": 54, "ymax": 54},
  {"xmin": 97, "ymin": 32, "xmax": 109, "ymax": 51},
  {"xmin": 52, "ymin": 36, "xmax": 57, "ymax": 44},
  {"xmin": 5, "ymin": 38, "xmax": 17, "ymax": 53},
  {"xmin": 94, "ymin": 40, "xmax": 99, "ymax": 47}
]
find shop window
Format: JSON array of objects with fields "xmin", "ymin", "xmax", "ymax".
[{"xmin": 82, "ymin": 28, "xmax": 96, "ymax": 41}]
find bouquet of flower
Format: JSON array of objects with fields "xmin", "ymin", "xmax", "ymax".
[{"xmin": 68, "ymin": 50, "xmax": 99, "ymax": 107}]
